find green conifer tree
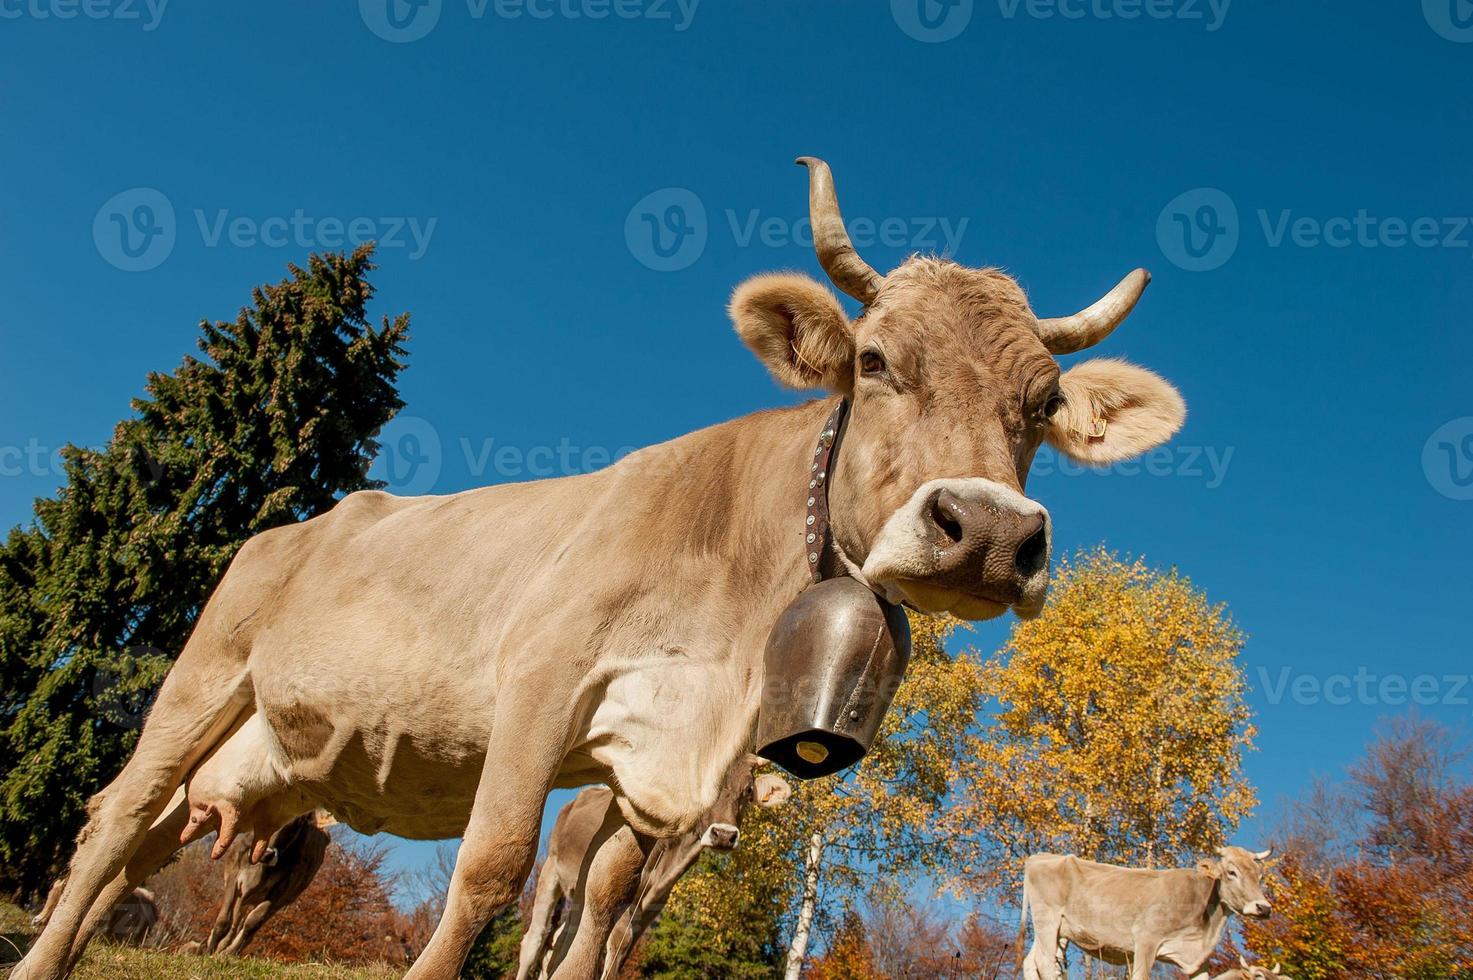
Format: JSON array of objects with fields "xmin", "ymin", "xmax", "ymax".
[{"xmin": 0, "ymin": 246, "xmax": 409, "ymax": 899}]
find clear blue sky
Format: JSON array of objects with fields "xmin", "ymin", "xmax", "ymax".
[{"xmin": 3, "ymin": 0, "xmax": 1470, "ymax": 907}]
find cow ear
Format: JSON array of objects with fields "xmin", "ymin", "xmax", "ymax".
[
  {"xmin": 730, "ymin": 272, "xmax": 855, "ymax": 394},
  {"xmin": 1046, "ymin": 358, "xmax": 1185, "ymax": 466},
  {"xmin": 754, "ymin": 774, "xmax": 793, "ymax": 807},
  {"xmin": 1197, "ymin": 859, "xmax": 1221, "ymax": 880}
]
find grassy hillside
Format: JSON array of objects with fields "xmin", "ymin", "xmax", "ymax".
[{"xmin": 1, "ymin": 902, "xmax": 402, "ymax": 980}]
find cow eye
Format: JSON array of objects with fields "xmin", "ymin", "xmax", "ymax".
[
  {"xmin": 1042, "ymin": 393, "xmax": 1065, "ymax": 419},
  {"xmin": 859, "ymin": 350, "xmax": 886, "ymax": 375}
]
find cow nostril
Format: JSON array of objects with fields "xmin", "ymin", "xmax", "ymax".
[
  {"xmin": 1014, "ymin": 521, "xmax": 1047, "ymax": 578},
  {"xmin": 929, "ymin": 491, "xmax": 966, "ymax": 546}
]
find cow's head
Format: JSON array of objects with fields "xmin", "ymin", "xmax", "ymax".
[
  {"xmin": 698, "ymin": 756, "xmax": 793, "ymax": 851},
  {"xmin": 1198, "ymin": 846, "xmax": 1273, "ymax": 919},
  {"xmin": 1239, "ymin": 955, "xmax": 1287, "ymax": 979},
  {"xmin": 731, "ymin": 159, "xmax": 1185, "ymax": 621}
]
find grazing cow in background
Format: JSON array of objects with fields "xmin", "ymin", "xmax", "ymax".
[
  {"xmin": 1017, "ymin": 847, "xmax": 1274, "ymax": 980},
  {"xmin": 16, "ymin": 157, "xmax": 1188, "ymax": 980},
  {"xmin": 516, "ymin": 758, "xmax": 792, "ymax": 980},
  {"xmin": 32, "ymin": 883, "xmax": 154, "ymax": 947},
  {"xmin": 206, "ymin": 811, "xmax": 333, "ymax": 956},
  {"xmin": 1208, "ymin": 956, "xmax": 1287, "ymax": 979}
]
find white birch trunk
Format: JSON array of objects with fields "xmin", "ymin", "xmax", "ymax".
[{"xmin": 784, "ymin": 832, "xmax": 825, "ymax": 980}]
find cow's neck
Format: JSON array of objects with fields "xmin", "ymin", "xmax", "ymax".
[
  {"xmin": 1183, "ymin": 875, "xmax": 1233, "ymax": 973},
  {"xmin": 617, "ymin": 396, "xmax": 836, "ymax": 603}
]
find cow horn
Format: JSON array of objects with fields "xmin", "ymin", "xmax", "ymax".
[
  {"xmin": 1035, "ymin": 268, "xmax": 1151, "ymax": 354},
  {"xmin": 1240, "ymin": 956, "xmax": 1252, "ymax": 969},
  {"xmin": 1255, "ymin": 847, "xmax": 1273, "ymax": 861},
  {"xmin": 796, "ymin": 157, "xmax": 882, "ymax": 305},
  {"xmin": 1273, "ymin": 962, "xmax": 1282, "ymax": 973}
]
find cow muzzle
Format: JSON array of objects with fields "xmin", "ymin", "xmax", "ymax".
[
  {"xmin": 701, "ymin": 823, "xmax": 740, "ymax": 850},
  {"xmin": 860, "ymin": 478, "xmax": 1052, "ymax": 620},
  {"xmin": 1244, "ymin": 900, "xmax": 1272, "ymax": 919}
]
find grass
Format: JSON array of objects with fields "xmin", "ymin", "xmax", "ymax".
[{"xmin": 1, "ymin": 903, "xmax": 403, "ymax": 979}]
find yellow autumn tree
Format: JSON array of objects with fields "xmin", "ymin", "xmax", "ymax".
[
  {"xmin": 945, "ymin": 548, "xmax": 1257, "ymax": 900},
  {"xmin": 647, "ymin": 612, "xmax": 990, "ymax": 979}
]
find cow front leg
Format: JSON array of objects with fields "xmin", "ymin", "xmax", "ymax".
[
  {"xmin": 222, "ymin": 900, "xmax": 275, "ymax": 955},
  {"xmin": 1130, "ymin": 940, "xmax": 1158, "ymax": 980},
  {"xmin": 406, "ymin": 695, "xmax": 573, "ymax": 980}
]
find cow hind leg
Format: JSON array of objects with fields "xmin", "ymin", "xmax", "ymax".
[
  {"xmin": 11, "ymin": 653, "xmax": 251, "ymax": 980},
  {"xmin": 61, "ymin": 788, "xmax": 192, "ymax": 970},
  {"xmin": 550, "ymin": 814, "xmax": 645, "ymax": 980},
  {"xmin": 1028, "ymin": 914, "xmax": 1065, "ymax": 980},
  {"xmin": 515, "ymin": 864, "xmax": 565, "ymax": 980}
]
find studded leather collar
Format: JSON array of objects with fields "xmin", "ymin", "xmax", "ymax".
[{"xmin": 804, "ymin": 398, "xmax": 850, "ymax": 584}]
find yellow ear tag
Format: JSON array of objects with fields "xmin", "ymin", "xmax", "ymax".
[
  {"xmin": 796, "ymin": 741, "xmax": 830, "ymax": 765},
  {"xmin": 1087, "ymin": 417, "xmax": 1108, "ymax": 440}
]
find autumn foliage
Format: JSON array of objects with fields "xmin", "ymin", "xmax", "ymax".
[
  {"xmin": 1231, "ymin": 717, "xmax": 1473, "ymax": 979},
  {"xmin": 147, "ymin": 835, "xmax": 414, "ymax": 966}
]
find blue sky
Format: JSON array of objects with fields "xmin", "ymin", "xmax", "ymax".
[{"xmin": 3, "ymin": 0, "xmax": 1470, "ymax": 909}]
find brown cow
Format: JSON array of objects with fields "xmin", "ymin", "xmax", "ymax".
[
  {"xmin": 205, "ymin": 811, "xmax": 333, "ymax": 956},
  {"xmin": 16, "ymin": 158, "xmax": 1186, "ymax": 980},
  {"xmin": 1018, "ymin": 847, "xmax": 1274, "ymax": 980},
  {"xmin": 515, "ymin": 758, "xmax": 791, "ymax": 980}
]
